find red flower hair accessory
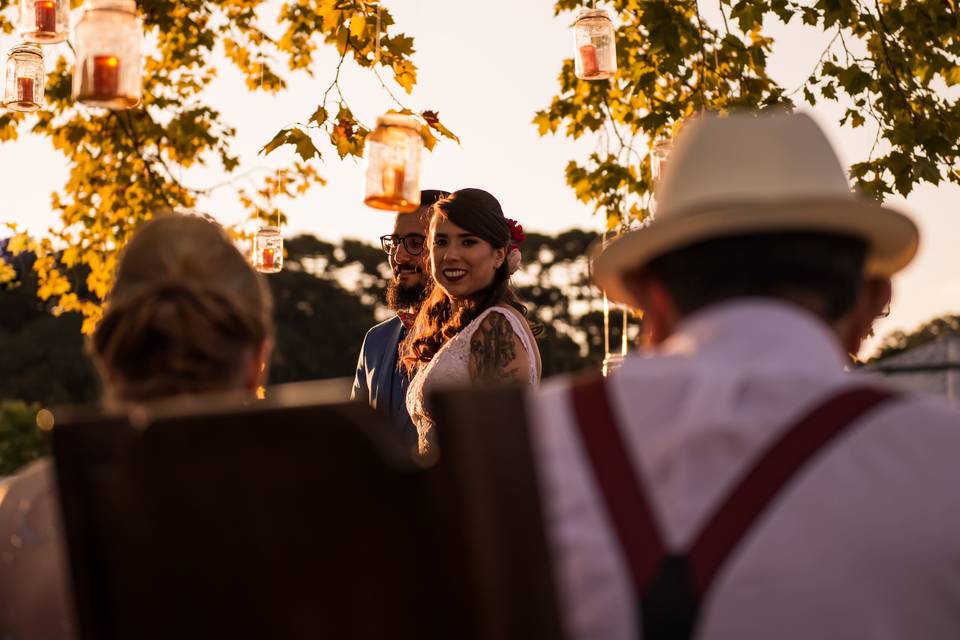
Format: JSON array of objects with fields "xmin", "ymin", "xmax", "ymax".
[{"xmin": 506, "ymin": 218, "xmax": 526, "ymax": 252}]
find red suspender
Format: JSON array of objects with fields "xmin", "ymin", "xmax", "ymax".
[
  {"xmin": 570, "ymin": 374, "xmax": 897, "ymax": 637},
  {"xmin": 570, "ymin": 375, "xmax": 665, "ymax": 590},
  {"xmin": 687, "ymin": 385, "xmax": 896, "ymax": 592}
]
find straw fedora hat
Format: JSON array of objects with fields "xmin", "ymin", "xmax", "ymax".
[{"xmin": 593, "ymin": 110, "xmax": 920, "ymax": 308}]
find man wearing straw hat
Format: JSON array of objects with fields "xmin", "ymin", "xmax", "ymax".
[{"xmin": 527, "ymin": 110, "xmax": 960, "ymax": 639}]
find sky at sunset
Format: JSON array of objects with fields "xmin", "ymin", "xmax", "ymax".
[{"xmin": 1, "ymin": 1, "xmax": 958, "ymax": 357}]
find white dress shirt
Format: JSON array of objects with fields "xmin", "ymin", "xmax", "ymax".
[{"xmin": 528, "ymin": 300, "xmax": 960, "ymax": 640}]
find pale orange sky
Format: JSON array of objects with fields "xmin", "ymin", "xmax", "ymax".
[{"xmin": 1, "ymin": 1, "xmax": 958, "ymax": 357}]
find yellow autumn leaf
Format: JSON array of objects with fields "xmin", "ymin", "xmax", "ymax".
[{"xmin": 0, "ymin": 262, "xmax": 16, "ymax": 284}]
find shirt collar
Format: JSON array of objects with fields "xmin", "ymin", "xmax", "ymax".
[
  {"xmin": 397, "ymin": 309, "xmax": 417, "ymax": 330},
  {"xmin": 658, "ymin": 299, "xmax": 852, "ymax": 374}
]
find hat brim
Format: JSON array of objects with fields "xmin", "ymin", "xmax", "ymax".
[{"xmin": 593, "ymin": 197, "xmax": 920, "ymax": 308}]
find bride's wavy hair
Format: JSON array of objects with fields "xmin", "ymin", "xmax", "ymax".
[
  {"xmin": 400, "ymin": 188, "xmax": 538, "ymax": 375},
  {"xmin": 90, "ymin": 213, "xmax": 273, "ymax": 403}
]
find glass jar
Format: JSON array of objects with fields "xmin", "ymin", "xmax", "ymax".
[
  {"xmin": 363, "ymin": 113, "xmax": 423, "ymax": 213},
  {"xmin": 602, "ymin": 290, "xmax": 631, "ymax": 377},
  {"xmin": 602, "ymin": 352, "xmax": 626, "ymax": 377},
  {"xmin": 73, "ymin": 0, "xmax": 142, "ymax": 109},
  {"xmin": 253, "ymin": 226, "xmax": 283, "ymax": 274},
  {"xmin": 18, "ymin": 0, "xmax": 69, "ymax": 43},
  {"xmin": 3, "ymin": 44, "xmax": 44, "ymax": 112},
  {"xmin": 650, "ymin": 138, "xmax": 673, "ymax": 216},
  {"xmin": 652, "ymin": 138, "xmax": 672, "ymax": 185},
  {"xmin": 574, "ymin": 9, "xmax": 617, "ymax": 81}
]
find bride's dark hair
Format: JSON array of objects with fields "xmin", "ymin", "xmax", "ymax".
[{"xmin": 400, "ymin": 188, "xmax": 538, "ymax": 375}]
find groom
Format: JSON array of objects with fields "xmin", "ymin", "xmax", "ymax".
[{"xmin": 352, "ymin": 190, "xmax": 449, "ymax": 446}]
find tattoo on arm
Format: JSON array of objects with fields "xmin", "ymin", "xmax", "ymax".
[{"xmin": 470, "ymin": 313, "xmax": 524, "ymax": 384}]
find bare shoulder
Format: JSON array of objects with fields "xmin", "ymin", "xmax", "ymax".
[{"xmin": 468, "ymin": 309, "xmax": 530, "ymax": 385}]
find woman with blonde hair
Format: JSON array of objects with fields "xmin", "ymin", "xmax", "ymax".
[
  {"xmin": 402, "ymin": 188, "xmax": 541, "ymax": 454},
  {"xmin": 0, "ymin": 213, "xmax": 273, "ymax": 639},
  {"xmin": 91, "ymin": 213, "xmax": 273, "ymax": 403}
]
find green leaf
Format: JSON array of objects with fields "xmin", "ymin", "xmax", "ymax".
[
  {"xmin": 730, "ymin": 0, "xmax": 764, "ymax": 31},
  {"xmin": 838, "ymin": 65, "xmax": 872, "ymax": 95},
  {"xmin": 770, "ymin": 0, "xmax": 794, "ymax": 23},
  {"xmin": 914, "ymin": 157, "xmax": 940, "ymax": 184}
]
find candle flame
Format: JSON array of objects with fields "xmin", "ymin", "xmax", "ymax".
[
  {"xmin": 38, "ymin": 0, "xmax": 56, "ymax": 7},
  {"xmin": 102, "ymin": 56, "xmax": 120, "ymax": 67}
]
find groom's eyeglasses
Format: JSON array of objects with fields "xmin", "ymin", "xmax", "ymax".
[{"xmin": 380, "ymin": 234, "xmax": 426, "ymax": 256}]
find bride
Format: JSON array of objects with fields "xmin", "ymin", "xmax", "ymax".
[{"xmin": 401, "ymin": 188, "xmax": 541, "ymax": 454}]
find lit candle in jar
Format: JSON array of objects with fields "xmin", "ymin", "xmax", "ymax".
[
  {"xmin": 17, "ymin": 77, "xmax": 35, "ymax": 105},
  {"xmin": 580, "ymin": 44, "xmax": 599, "ymax": 77},
  {"xmin": 261, "ymin": 247, "xmax": 275, "ymax": 270},
  {"xmin": 92, "ymin": 55, "xmax": 120, "ymax": 99},
  {"xmin": 35, "ymin": 0, "xmax": 57, "ymax": 34},
  {"xmin": 381, "ymin": 165, "xmax": 406, "ymax": 200}
]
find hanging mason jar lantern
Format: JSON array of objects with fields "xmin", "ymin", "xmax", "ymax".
[
  {"xmin": 599, "ymin": 229, "xmax": 639, "ymax": 376},
  {"xmin": 3, "ymin": 44, "xmax": 44, "ymax": 112},
  {"xmin": 601, "ymin": 291, "xmax": 630, "ymax": 376},
  {"xmin": 363, "ymin": 113, "xmax": 423, "ymax": 213},
  {"xmin": 652, "ymin": 138, "xmax": 673, "ymax": 186},
  {"xmin": 574, "ymin": 9, "xmax": 617, "ymax": 81},
  {"xmin": 18, "ymin": 0, "xmax": 69, "ymax": 44},
  {"xmin": 253, "ymin": 225, "xmax": 283, "ymax": 274},
  {"xmin": 650, "ymin": 137, "xmax": 673, "ymax": 217},
  {"xmin": 73, "ymin": 0, "xmax": 142, "ymax": 109}
]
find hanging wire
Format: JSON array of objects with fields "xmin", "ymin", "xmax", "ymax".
[
  {"xmin": 375, "ymin": 4, "xmax": 382, "ymax": 64},
  {"xmin": 621, "ymin": 305, "xmax": 629, "ymax": 355},
  {"xmin": 257, "ymin": 61, "xmax": 265, "ymax": 228}
]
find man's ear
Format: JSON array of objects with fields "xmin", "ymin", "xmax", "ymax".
[
  {"xmin": 840, "ymin": 277, "xmax": 892, "ymax": 355},
  {"xmin": 623, "ymin": 270, "xmax": 678, "ymax": 346}
]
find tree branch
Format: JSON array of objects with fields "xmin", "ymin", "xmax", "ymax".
[
  {"xmin": 784, "ymin": 29, "xmax": 840, "ymax": 98},
  {"xmin": 114, "ymin": 112, "xmax": 174, "ymax": 209},
  {"xmin": 871, "ymin": 0, "xmax": 920, "ymax": 125},
  {"xmin": 693, "ymin": 0, "xmax": 708, "ymax": 110}
]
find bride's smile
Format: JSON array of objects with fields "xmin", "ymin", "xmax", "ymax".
[{"xmin": 430, "ymin": 217, "xmax": 505, "ymax": 300}]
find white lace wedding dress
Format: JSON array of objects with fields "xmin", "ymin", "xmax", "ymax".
[{"xmin": 406, "ymin": 305, "xmax": 540, "ymax": 454}]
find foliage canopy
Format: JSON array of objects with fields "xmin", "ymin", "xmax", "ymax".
[
  {"xmin": 0, "ymin": 0, "xmax": 456, "ymax": 333},
  {"xmin": 537, "ymin": 0, "xmax": 960, "ymax": 230}
]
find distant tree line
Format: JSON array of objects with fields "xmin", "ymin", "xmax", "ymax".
[
  {"xmin": 0, "ymin": 228, "xmax": 619, "ymax": 475},
  {"xmin": 0, "ymin": 228, "xmax": 622, "ymax": 411},
  {"xmin": 2, "ymin": 228, "xmax": 954, "ymax": 475},
  {"xmin": 868, "ymin": 315, "xmax": 960, "ymax": 364}
]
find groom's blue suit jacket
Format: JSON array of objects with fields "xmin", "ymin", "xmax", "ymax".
[{"xmin": 351, "ymin": 316, "xmax": 417, "ymax": 445}]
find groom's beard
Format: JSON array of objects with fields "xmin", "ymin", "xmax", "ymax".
[
  {"xmin": 387, "ymin": 280, "xmax": 427, "ymax": 311},
  {"xmin": 387, "ymin": 265, "xmax": 428, "ymax": 312}
]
